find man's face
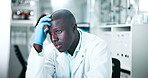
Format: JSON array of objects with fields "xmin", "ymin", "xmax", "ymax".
[{"xmin": 49, "ymin": 19, "xmax": 75, "ymax": 52}]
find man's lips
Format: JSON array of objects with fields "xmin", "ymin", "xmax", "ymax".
[{"xmin": 55, "ymin": 44, "xmax": 62, "ymax": 49}]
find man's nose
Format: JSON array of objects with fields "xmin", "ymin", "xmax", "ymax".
[{"xmin": 51, "ymin": 34, "xmax": 58, "ymax": 42}]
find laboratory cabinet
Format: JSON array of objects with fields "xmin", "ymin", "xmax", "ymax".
[{"xmin": 91, "ymin": 24, "xmax": 148, "ymax": 78}]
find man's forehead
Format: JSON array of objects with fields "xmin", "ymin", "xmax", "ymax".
[
  {"xmin": 51, "ymin": 19, "xmax": 69, "ymax": 27},
  {"xmin": 52, "ymin": 19, "xmax": 63, "ymax": 24}
]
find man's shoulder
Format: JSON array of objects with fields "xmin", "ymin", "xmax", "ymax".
[
  {"xmin": 80, "ymin": 31, "xmax": 107, "ymax": 50},
  {"xmin": 81, "ymin": 31, "xmax": 105, "ymax": 43}
]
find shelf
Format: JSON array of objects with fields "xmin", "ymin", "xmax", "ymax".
[
  {"xmin": 100, "ymin": 24, "xmax": 131, "ymax": 27},
  {"xmin": 11, "ymin": 20, "xmax": 35, "ymax": 26}
]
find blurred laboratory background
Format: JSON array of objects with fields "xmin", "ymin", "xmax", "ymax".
[{"xmin": 2, "ymin": 0, "xmax": 148, "ymax": 78}]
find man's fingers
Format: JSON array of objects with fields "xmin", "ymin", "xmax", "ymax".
[
  {"xmin": 41, "ymin": 23, "xmax": 51, "ymax": 27},
  {"xmin": 37, "ymin": 23, "xmax": 51, "ymax": 30},
  {"xmin": 40, "ymin": 18, "xmax": 52, "ymax": 23},
  {"xmin": 38, "ymin": 15, "xmax": 52, "ymax": 23},
  {"xmin": 36, "ymin": 15, "xmax": 52, "ymax": 28},
  {"xmin": 44, "ymin": 27, "xmax": 49, "ymax": 34}
]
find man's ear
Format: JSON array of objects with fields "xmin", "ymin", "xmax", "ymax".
[{"xmin": 73, "ymin": 24, "xmax": 77, "ymax": 32}]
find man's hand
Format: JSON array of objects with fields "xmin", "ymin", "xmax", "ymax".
[{"xmin": 33, "ymin": 15, "xmax": 52, "ymax": 52}]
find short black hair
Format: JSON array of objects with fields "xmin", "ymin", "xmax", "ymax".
[{"xmin": 51, "ymin": 9, "xmax": 76, "ymax": 24}]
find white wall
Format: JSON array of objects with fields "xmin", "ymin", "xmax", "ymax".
[
  {"xmin": 0, "ymin": 0, "xmax": 11, "ymax": 78},
  {"xmin": 51, "ymin": 0, "xmax": 87, "ymax": 23}
]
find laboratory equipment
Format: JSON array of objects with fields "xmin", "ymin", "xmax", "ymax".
[{"xmin": 91, "ymin": 24, "xmax": 148, "ymax": 78}]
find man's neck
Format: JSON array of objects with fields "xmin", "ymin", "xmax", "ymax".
[{"xmin": 68, "ymin": 31, "xmax": 80, "ymax": 56}]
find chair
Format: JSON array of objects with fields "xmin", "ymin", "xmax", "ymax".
[
  {"xmin": 14, "ymin": 45, "xmax": 27, "ymax": 78},
  {"xmin": 112, "ymin": 58, "xmax": 121, "ymax": 78}
]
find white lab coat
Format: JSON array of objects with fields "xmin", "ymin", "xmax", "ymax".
[{"xmin": 26, "ymin": 30, "xmax": 112, "ymax": 78}]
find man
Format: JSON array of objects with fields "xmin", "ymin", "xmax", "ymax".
[{"xmin": 26, "ymin": 9, "xmax": 112, "ymax": 78}]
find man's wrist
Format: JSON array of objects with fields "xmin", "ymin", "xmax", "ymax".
[{"xmin": 33, "ymin": 43, "xmax": 43, "ymax": 53}]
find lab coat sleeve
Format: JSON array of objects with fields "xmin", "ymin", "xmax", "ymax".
[
  {"xmin": 25, "ymin": 46, "xmax": 53, "ymax": 78},
  {"xmin": 43, "ymin": 44, "xmax": 56, "ymax": 78},
  {"xmin": 84, "ymin": 41, "xmax": 112, "ymax": 78}
]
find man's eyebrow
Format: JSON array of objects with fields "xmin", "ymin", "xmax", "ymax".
[{"xmin": 51, "ymin": 27, "xmax": 64, "ymax": 30}]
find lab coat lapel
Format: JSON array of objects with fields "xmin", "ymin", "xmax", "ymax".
[{"xmin": 72, "ymin": 48, "xmax": 86, "ymax": 74}]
